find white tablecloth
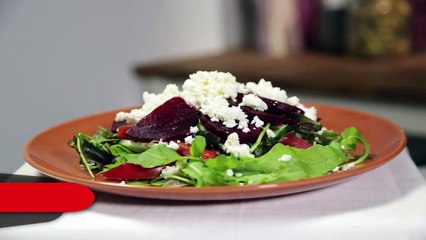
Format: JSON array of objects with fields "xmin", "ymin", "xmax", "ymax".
[{"xmin": 2, "ymin": 149, "xmax": 426, "ymax": 240}]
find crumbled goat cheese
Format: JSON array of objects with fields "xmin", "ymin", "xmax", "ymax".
[
  {"xmin": 251, "ymin": 116, "xmax": 264, "ymax": 128},
  {"xmin": 167, "ymin": 141, "xmax": 179, "ymax": 150},
  {"xmin": 162, "ymin": 165, "xmax": 180, "ymax": 175},
  {"xmin": 160, "ymin": 140, "xmax": 179, "ymax": 150},
  {"xmin": 200, "ymin": 96, "xmax": 249, "ymax": 129},
  {"xmin": 226, "ymin": 169, "xmax": 234, "ymax": 177},
  {"xmin": 266, "ymin": 129, "xmax": 276, "ymax": 138},
  {"xmin": 245, "ymin": 79, "xmax": 288, "ymax": 103},
  {"xmin": 341, "ymin": 162, "xmax": 356, "ymax": 171},
  {"xmin": 184, "ymin": 135, "xmax": 194, "ymax": 144},
  {"xmin": 235, "ymin": 172, "xmax": 243, "ymax": 177},
  {"xmin": 240, "ymin": 94, "xmax": 268, "ymax": 111},
  {"xmin": 190, "ymin": 126, "xmax": 199, "ymax": 134},
  {"xmin": 222, "ymin": 133, "xmax": 254, "ymax": 158},
  {"xmin": 286, "ymin": 96, "xmax": 300, "ymax": 106},
  {"xmin": 332, "ymin": 162, "xmax": 356, "ymax": 173},
  {"xmin": 181, "ymin": 71, "xmax": 242, "ymax": 107},
  {"xmin": 115, "ymin": 84, "xmax": 180, "ymax": 123},
  {"xmin": 244, "ymin": 79, "xmax": 317, "ymax": 121},
  {"xmin": 279, "ymin": 154, "xmax": 292, "ymax": 162},
  {"xmin": 297, "ymin": 104, "xmax": 317, "ymax": 121}
]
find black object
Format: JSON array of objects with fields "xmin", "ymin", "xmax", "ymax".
[{"xmin": 0, "ymin": 174, "xmax": 62, "ymax": 228}]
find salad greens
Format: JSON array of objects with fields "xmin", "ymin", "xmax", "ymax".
[{"xmin": 69, "ymin": 125, "xmax": 370, "ymax": 187}]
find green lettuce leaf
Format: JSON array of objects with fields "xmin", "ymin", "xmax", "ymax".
[{"xmin": 125, "ymin": 144, "xmax": 183, "ymax": 168}]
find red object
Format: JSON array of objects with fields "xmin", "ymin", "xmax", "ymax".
[
  {"xmin": 0, "ymin": 183, "xmax": 94, "ymax": 212},
  {"xmin": 116, "ymin": 125, "xmax": 133, "ymax": 139},
  {"xmin": 201, "ymin": 149, "xmax": 217, "ymax": 159},
  {"xmin": 177, "ymin": 143, "xmax": 217, "ymax": 159},
  {"xmin": 280, "ymin": 133, "xmax": 312, "ymax": 149},
  {"xmin": 101, "ymin": 162, "xmax": 164, "ymax": 180},
  {"xmin": 177, "ymin": 143, "xmax": 191, "ymax": 157}
]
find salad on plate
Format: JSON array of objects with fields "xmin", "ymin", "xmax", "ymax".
[{"xmin": 69, "ymin": 71, "xmax": 370, "ymax": 187}]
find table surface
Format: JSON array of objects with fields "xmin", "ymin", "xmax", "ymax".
[{"xmin": 2, "ymin": 149, "xmax": 426, "ymax": 240}]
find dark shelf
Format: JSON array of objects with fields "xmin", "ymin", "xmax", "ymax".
[{"xmin": 134, "ymin": 49, "xmax": 426, "ymax": 103}]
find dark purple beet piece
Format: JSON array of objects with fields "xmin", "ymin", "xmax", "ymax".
[
  {"xmin": 199, "ymin": 114, "xmax": 261, "ymax": 143},
  {"xmin": 126, "ymin": 97, "xmax": 198, "ymax": 142},
  {"xmin": 260, "ymin": 97, "xmax": 304, "ymax": 115},
  {"xmin": 241, "ymin": 106, "xmax": 299, "ymax": 126},
  {"xmin": 111, "ymin": 120, "xmax": 129, "ymax": 132}
]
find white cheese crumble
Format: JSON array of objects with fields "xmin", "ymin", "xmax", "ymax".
[
  {"xmin": 341, "ymin": 162, "xmax": 356, "ymax": 171},
  {"xmin": 251, "ymin": 116, "xmax": 264, "ymax": 128},
  {"xmin": 244, "ymin": 79, "xmax": 317, "ymax": 120},
  {"xmin": 226, "ymin": 169, "xmax": 234, "ymax": 177},
  {"xmin": 189, "ymin": 126, "xmax": 199, "ymax": 134},
  {"xmin": 115, "ymin": 84, "xmax": 180, "ymax": 123},
  {"xmin": 245, "ymin": 79, "xmax": 288, "ymax": 102},
  {"xmin": 184, "ymin": 135, "xmax": 194, "ymax": 144},
  {"xmin": 332, "ymin": 162, "xmax": 356, "ymax": 172},
  {"xmin": 235, "ymin": 172, "xmax": 243, "ymax": 177},
  {"xmin": 297, "ymin": 104, "xmax": 317, "ymax": 121},
  {"xmin": 167, "ymin": 141, "xmax": 179, "ymax": 150},
  {"xmin": 181, "ymin": 71, "xmax": 242, "ymax": 107},
  {"xmin": 200, "ymin": 96, "xmax": 249, "ymax": 129},
  {"xmin": 162, "ymin": 165, "xmax": 180, "ymax": 175},
  {"xmin": 279, "ymin": 154, "xmax": 292, "ymax": 162},
  {"xmin": 158, "ymin": 140, "xmax": 179, "ymax": 150},
  {"xmin": 266, "ymin": 129, "xmax": 276, "ymax": 138},
  {"xmin": 222, "ymin": 133, "xmax": 254, "ymax": 158},
  {"xmin": 240, "ymin": 94, "xmax": 268, "ymax": 111}
]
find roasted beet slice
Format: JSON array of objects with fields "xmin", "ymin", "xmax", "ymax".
[
  {"xmin": 199, "ymin": 114, "xmax": 261, "ymax": 143},
  {"xmin": 280, "ymin": 133, "xmax": 312, "ymax": 149},
  {"xmin": 260, "ymin": 97, "xmax": 304, "ymax": 115},
  {"xmin": 126, "ymin": 97, "xmax": 198, "ymax": 142},
  {"xmin": 241, "ymin": 106, "xmax": 299, "ymax": 126}
]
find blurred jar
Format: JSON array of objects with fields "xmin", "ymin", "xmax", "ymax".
[
  {"xmin": 346, "ymin": 0, "xmax": 411, "ymax": 58},
  {"xmin": 408, "ymin": 0, "xmax": 426, "ymax": 52}
]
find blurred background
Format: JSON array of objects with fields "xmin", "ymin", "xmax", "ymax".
[{"xmin": 0, "ymin": 0, "xmax": 425, "ymax": 175}]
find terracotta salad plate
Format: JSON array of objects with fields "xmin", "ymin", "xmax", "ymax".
[{"xmin": 23, "ymin": 103, "xmax": 406, "ymax": 200}]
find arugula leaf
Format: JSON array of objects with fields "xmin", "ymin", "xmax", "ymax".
[
  {"xmin": 241, "ymin": 143, "xmax": 346, "ymax": 178},
  {"xmin": 119, "ymin": 140, "xmax": 156, "ymax": 153},
  {"xmin": 190, "ymin": 136, "xmax": 206, "ymax": 157},
  {"xmin": 340, "ymin": 127, "xmax": 370, "ymax": 164},
  {"xmin": 205, "ymin": 154, "xmax": 240, "ymax": 171},
  {"xmin": 97, "ymin": 157, "xmax": 126, "ymax": 174},
  {"xmin": 250, "ymin": 123, "xmax": 270, "ymax": 153},
  {"xmin": 181, "ymin": 161, "xmax": 221, "ymax": 187},
  {"xmin": 125, "ymin": 144, "xmax": 183, "ymax": 168},
  {"xmin": 110, "ymin": 144, "xmax": 134, "ymax": 157},
  {"xmin": 73, "ymin": 132, "xmax": 95, "ymax": 178}
]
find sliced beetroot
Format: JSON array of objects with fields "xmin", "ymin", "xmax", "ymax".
[
  {"xmin": 101, "ymin": 162, "xmax": 164, "ymax": 180},
  {"xmin": 111, "ymin": 120, "xmax": 128, "ymax": 132},
  {"xmin": 126, "ymin": 97, "xmax": 198, "ymax": 142},
  {"xmin": 241, "ymin": 106, "xmax": 299, "ymax": 126},
  {"xmin": 260, "ymin": 97, "xmax": 304, "ymax": 115},
  {"xmin": 199, "ymin": 114, "xmax": 261, "ymax": 143},
  {"xmin": 280, "ymin": 133, "xmax": 312, "ymax": 149}
]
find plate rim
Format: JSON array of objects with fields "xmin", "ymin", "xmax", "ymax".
[{"xmin": 22, "ymin": 103, "xmax": 407, "ymax": 199}]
